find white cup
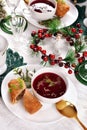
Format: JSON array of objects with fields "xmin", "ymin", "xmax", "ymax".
[{"xmin": 0, "ymin": 35, "xmax": 8, "ymax": 75}]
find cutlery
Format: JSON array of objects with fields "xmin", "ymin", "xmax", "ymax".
[{"xmin": 56, "ymin": 100, "xmax": 87, "ymax": 130}]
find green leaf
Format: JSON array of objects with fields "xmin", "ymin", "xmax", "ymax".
[
  {"xmin": 39, "ymin": 16, "xmax": 61, "ymax": 33},
  {"xmin": 64, "ymin": 49, "xmax": 76, "ymax": 63},
  {"xmin": 74, "ymin": 40, "xmax": 87, "ymax": 53}
]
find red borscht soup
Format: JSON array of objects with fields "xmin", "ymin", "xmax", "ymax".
[
  {"xmin": 30, "ymin": 0, "xmax": 55, "ymax": 13},
  {"xmin": 33, "ymin": 72, "xmax": 67, "ymax": 98}
]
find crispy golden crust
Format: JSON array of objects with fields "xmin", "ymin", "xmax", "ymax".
[
  {"xmin": 8, "ymin": 78, "xmax": 26, "ymax": 104},
  {"xmin": 24, "ymin": 0, "xmax": 29, "ymax": 4},
  {"xmin": 56, "ymin": 0, "xmax": 70, "ymax": 17},
  {"xmin": 23, "ymin": 89, "xmax": 42, "ymax": 114}
]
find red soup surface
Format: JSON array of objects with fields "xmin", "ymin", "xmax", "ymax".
[
  {"xmin": 30, "ymin": 0, "xmax": 55, "ymax": 13},
  {"xmin": 33, "ymin": 72, "xmax": 67, "ymax": 98}
]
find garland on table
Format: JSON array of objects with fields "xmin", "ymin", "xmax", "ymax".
[{"xmin": 29, "ymin": 23, "xmax": 87, "ymax": 74}]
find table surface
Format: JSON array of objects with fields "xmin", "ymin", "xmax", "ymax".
[{"xmin": 0, "ymin": 0, "xmax": 87, "ymax": 130}]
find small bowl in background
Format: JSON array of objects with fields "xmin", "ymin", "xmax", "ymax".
[{"xmin": 29, "ymin": 0, "xmax": 57, "ymax": 21}]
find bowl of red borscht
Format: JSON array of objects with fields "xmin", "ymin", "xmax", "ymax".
[
  {"xmin": 31, "ymin": 67, "xmax": 69, "ymax": 104},
  {"xmin": 29, "ymin": 0, "xmax": 57, "ymax": 21}
]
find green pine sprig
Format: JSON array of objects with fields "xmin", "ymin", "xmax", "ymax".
[{"xmin": 63, "ymin": 49, "xmax": 76, "ymax": 63}]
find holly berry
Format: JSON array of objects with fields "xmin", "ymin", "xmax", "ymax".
[
  {"xmin": 37, "ymin": 46, "xmax": 42, "ymax": 51},
  {"xmin": 45, "ymin": 33, "xmax": 52, "ymax": 38},
  {"xmin": 50, "ymin": 60, "xmax": 56, "ymax": 65},
  {"xmin": 58, "ymin": 62, "xmax": 63, "ymax": 67},
  {"xmin": 38, "ymin": 29, "xmax": 44, "ymax": 34},
  {"xmin": 41, "ymin": 50, "xmax": 46, "ymax": 55},
  {"xmin": 64, "ymin": 62, "xmax": 70, "ymax": 68},
  {"xmin": 69, "ymin": 39, "xmax": 74, "ymax": 46},
  {"xmin": 79, "ymin": 29, "xmax": 83, "ymax": 33},
  {"xmin": 71, "ymin": 28, "xmax": 76, "ymax": 33},
  {"xmin": 66, "ymin": 36, "xmax": 71, "ymax": 41},
  {"xmin": 68, "ymin": 69, "xmax": 72, "ymax": 74},
  {"xmin": 74, "ymin": 33, "xmax": 80, "ymax": 39},
  {"xmin": 58, "ymin": 57, "xmax": 63, "ymax": 61},
  {"xmin": 76, "ymin": 23, "xmax": 81, "ymax": 28},
  {"xmin": 38, "ymin": 32, "xmax": 43, "ymax": 38},
  {"xmin": 78, "ymin": 57, "xmax": 84, "ymax": 63},
  {"xmin": 30, "ymin": 44, "xmax": 35, "ymax": 49},
  {"xmin": 31, "ymin": 31, "xmax": 36, "ymax": 37},
  {"xmin": 42, "ymin": 55, "xmax": 48, "ymax": 62},
  {"xmin": 49, "ymin": 54, "xmax": 55, "ymax": 60},
  {"xmin": 83, "ymin": 51, "xmax": 87, "ymax": 57},
  {"xmin": 33, "ymin": 46, "xmax": 38, "ymax": 52}
]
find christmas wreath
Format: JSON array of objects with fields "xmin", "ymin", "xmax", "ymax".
[{"xmin": 29, "ymin": 23, "xmax": 87, "ymax": 74}]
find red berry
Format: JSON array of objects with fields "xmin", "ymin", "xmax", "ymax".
[
  {"xmin": 79, "ymin": 29, "xmax": 83, "ymax": 33},
  {"xmin": 33, "ymin": 46, "xmax": 38, "ymax": 52},
  {"xmin": 58, "ymin": 62, "xmax": 63, "ymax": 67},
  {"xmin": 41, "ymin": 50, "xmax": 46, "ymax": 54},
  {"xmin": 37, "ymin": 46, "xmax": 42, "ymax": 51},
  {"xmin": 58, "ymin": 57, "xmax": 63, "ymax": 61},
  {"xmin": 76, "ymin": 23, "xmax": 81, "ymax": 28},
  {"xmin": 66, "ymin": 36, "xmax": 71, "ymax": 41},
  {"xmin": 74, "ymin": 33, "xmax": 80, "ymax": 39},
  {"xmin": 64, "ymin": 62, "xmax": 70, "ymax": 68},
  {"xmin": 31, "ymin": 31, "xmax": 36, "ymax": 36},
  {"xmin": 43, "ymin": 56, "xmax": 48, "ymax": 62},
  {"xmin": 78, "ymin": 57, "xmax": 84, "ymax": 63},
  {"xmin": 83, "ymin": 51, "xmax": 87, "ymax": 57},
  {"xmin": 30, "ymin": 44, "xmax": 35, "ymax": 49},
  {"xmin": 71, "ymin": 28, "xmax": 76, "ymax": 33},
  {"xmin": 69, "ymin": 39, "xmax": 74, "ymax": 46},
  {"xmin": 50, "ymin": 60, "xmax": 56, "ymax": 65},
  {"xmin": 38, "ymin": 33, "xmax": 42, "ymax": 38},
  {"xmin": 45, "ymin": 33, "xmax": 52, "ymax": 38},
  {"xmin": 49, "ymin": 54, "xmax": 55, "ymax": 60},
  {"xmin": 38, "ymin": 29, "xmax": 44, "ymax": 33},
  {"xmin": 43, "ymin": 29, "xmax": 48, "ymax": 32},
  {"xmin": 68, "ymin": 69, "xmax": 72, "ymax": 74}
]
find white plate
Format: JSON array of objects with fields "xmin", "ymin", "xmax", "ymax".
[
  {"xmin": 1, "ymin": 64, "xmax": 77, "ymax": 124},
  {"xmin": 23, "ymin": 1, "xmax": 78, "ymax": 28}
]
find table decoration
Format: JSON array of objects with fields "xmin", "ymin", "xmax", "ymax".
[
  {"xmin": 0, "ymin": 48, "xmax": 26, "ymax": 95},
  {"xmin": 29, "ymin": 23, "xmax": 87, "ymax": 74}
]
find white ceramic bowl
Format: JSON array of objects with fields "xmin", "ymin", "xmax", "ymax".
[
  {"xmin": 29, "ymin": 0, "xmax": 57, "ymax": 21},
  {"xmin": 31, "ymin": 67, "xmax": 69, "ymax": 104}
]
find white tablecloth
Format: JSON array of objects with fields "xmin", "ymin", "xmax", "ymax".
[{"xmin": 0, "ymin": 0, "xmax": 87, "ymax": 130}]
